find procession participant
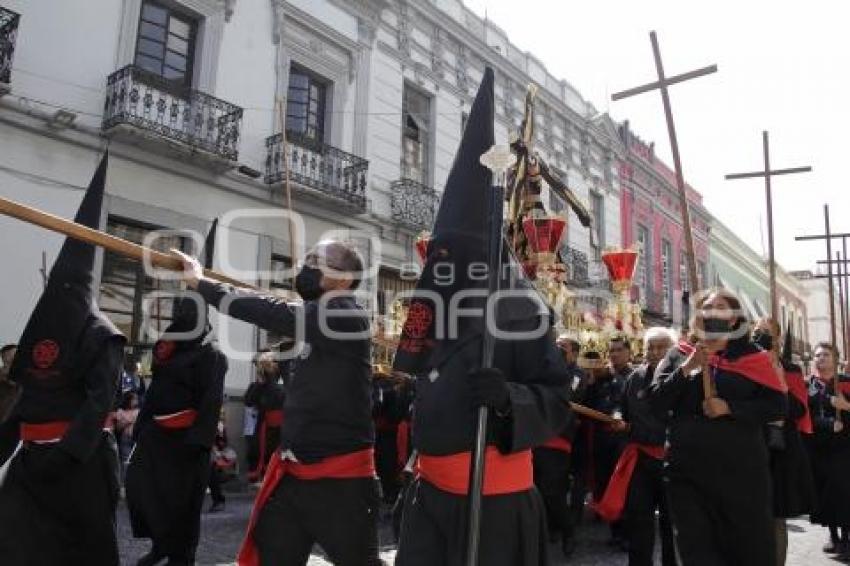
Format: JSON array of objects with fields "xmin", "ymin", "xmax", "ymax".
[
  {"xmin": 372, "ymin": 372, "xmax": 412, "ymax": 504},
  {"xmin": 595, "ymin": 327, "xmax": 676, "ymax": 566},
  {"xmin": 806, "ymin": 342, "xmax": 850, "ymax": 556},
  {"xmin": 392, "ymin": 68, "xmax": 571, "ymax": 566},
  {"xmin": 244, "ymin": 349, "xmax": 285, "ymax": 482},
  {"xmin": 533, "ymin": 335, "xmax": 587, "ymax": 558},
  {"xmin": 752, "ymin": 318, "xmax": 814, "ymax": 565},
  {"xmin": 586, "ymin": 334, "xmax": 631, "ymax": 547},
  {"xmin": 171, "ymin": 238, "xmax": 380, "ymax": 566},
  {"xmin": 650, "ymin": 288, "xmax": 787, "ymax": 566},
  {"xmin": 0, "ymin": 344, "xmax": 19, "ymax": 422},
  {"xmin": 127, "ymin": 220, "xmax": 228, "ymax": 566},
  {"xmin": 0, "ymin": 154, "xmax": 126, "ymax": 565}
]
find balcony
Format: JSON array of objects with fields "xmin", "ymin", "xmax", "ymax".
[
  {"xmin": 265, "ymin": 131, "xmax": 368, "ymax": 212},
  {"xmin": 390, "ymin": 178, "xmax": 439, "ymax": 231},
  {"xmin": 0, "ymin": 7, "xmax": 19, "ymax": 95},
  {"xmin": 562, "ymin": 246, "xmax": 590, "ymax": 288},
  {"xmin": 102, "ymin": 65, "xmax": 243, "ymax": 164}
]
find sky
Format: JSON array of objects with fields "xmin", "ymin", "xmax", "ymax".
[{"xmin": 464, "ymin": 0, "xmax": 848, "ymax": 273}]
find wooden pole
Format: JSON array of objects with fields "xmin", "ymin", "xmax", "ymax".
[
  {"xmin": 724, "ymin": 131, "xmax": 811, "ymax": 320},
  {"xmin": 276, "ymin": 97, "xmax": 298, "ymax": 278},
  {"xmin": 0, "ymin": 196, "xmax": 256, "ymax": 290},
  {"xmin": 838, "ymin": 251, "xmax": 847, "ymax": 361},
  {"xmin": 826, "ymin": 205, "xmax": 837, "ymax": 348}
]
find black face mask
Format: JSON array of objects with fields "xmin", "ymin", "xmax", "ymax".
[
  {"xmin": 752, "ymin": 330, "xmax": 774, "ymax": 351},
  {"xmin": 702, "ymin": 317, "xmax": 731, "ymax": 335},
  {"xmin": 295, "ymin": 266, "xmax": 323, "ymax": 301}
]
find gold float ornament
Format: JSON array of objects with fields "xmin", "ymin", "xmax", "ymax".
[
  {"xmin": 601, "ymin": 247, "xmax": 639, "ymax": 295},
  {"xmin": 415, "ymin": 231, "xmax": 431, "ymax": 264}
]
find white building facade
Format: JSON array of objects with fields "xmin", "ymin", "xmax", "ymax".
[{"xmin": 0, "ymin": 0, "xmax": 622, "ymax": 397}]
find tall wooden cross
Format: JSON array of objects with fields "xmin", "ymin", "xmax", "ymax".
[
  {"xmin": 815, "ymin": 238, "xmax": 850, "ymax": 357},
  {"xmin": 725, "ymin": 131, "xmax": 812, "ymax": 320},
  {"xmin": 795, "ymin": 205, "xmax": 838, "ymax": 348},
  {"xmin": 612, "ymin": 31, "xmax": 717, "ymax": 302}
]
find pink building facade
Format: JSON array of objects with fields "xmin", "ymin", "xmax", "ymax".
[{"xmin": 617, "ymin": 121, "xmax": 711, "ymax": 326}]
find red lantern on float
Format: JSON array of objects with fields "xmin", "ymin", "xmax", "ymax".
[
  {"xmin": 601, "ymin": 248, "xmax": 639, "ymax": 294},
  {"xmin": 415, "ymin": 232, "xmax": 431, "ymax": 264},
  {"xmin": 522, "ymin": 215, "xmax": 567, "ymax": 262}
]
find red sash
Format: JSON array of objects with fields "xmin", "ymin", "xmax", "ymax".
[
  {"xmin": 237, "ymin": 448, "xmax": 375, "ymax": 566},
  {"xmin": 20, "ymin": 413, "xmax": 117, "ymax": 443},
  {"xmin": 247, "ymin": 409, "xmax": 284, "ymax": 482},
  {"xmin": 678, "ymin": 340, "xmax": 695, "ymax": 355},
  {"xmin": 396, "ymin": 420, "xmax": 411, "ymax": 469},
  {"xmin": 709, "ymin": 350, "xmax": 787, "ymax": 393},
  {"xmin": 592, "ymin": 443, "xmax": 665, "ymax": 523},
  {"xmin": 154, "ymin": 409, "xmax": 198, "ymax": 429},
  {"xmin": 541, "ymin": 435, "xmax": 572, "ymax": 453},
  {"xmin": 785, "ymin": 370, "xmax": 812, "ymax": 434},
  {"xmin": 416, "ymin": 447, "xmax": 533, "ymax": 496}
]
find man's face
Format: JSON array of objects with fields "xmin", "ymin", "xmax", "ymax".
[
  {"xmin": 645, "ymin": 338, "xmax": 672, "ymax": 367},
  {"xmin": 608, "ymin": 341, "xmax": 630, "ymax": 368},
  {"xmin": 560, "ymin": 343, "xmax": 578, "ymax": 366},
  {"xmin": 1, "ymin": 347, "xmax": 16, "ymax": 368},
  {"xmin": 815, "ymin": 347, "xmax": 835, "ymax": 373},
  {"xmin": 304, "ymin": 243, "xmax": 353, "ymax": 292}
]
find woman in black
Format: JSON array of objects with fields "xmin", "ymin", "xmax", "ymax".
[
  {"xmin": 806, "ymin": 342, "xmax": 850, "ymax": 556},
  {"xmin": 752, "ymin": 318, "xmax": 814, "ymax": 565},
  {"xmin": 650, "ymin": 288, "xmax": 786, "ymax": 565}
]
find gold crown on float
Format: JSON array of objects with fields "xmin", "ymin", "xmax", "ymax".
[{"xmin": 577, "ymin": 328, "xmax": 609, "ymax": 370}]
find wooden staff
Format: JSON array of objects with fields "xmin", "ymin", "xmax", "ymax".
[
  {"xmin": 570, "ymin": 401, "xmax": 620, "ymax": 425},
  {"xmin": 0, "ymin": 196, "xmax": 255, "ymax": 289}
]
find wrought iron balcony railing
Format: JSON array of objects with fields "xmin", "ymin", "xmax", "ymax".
[
  {"xmin": 390, "ymin": 178, "xmax": 439, "ymax": 231},
  {"xmin": 0, "ymin": 7, "xmax": 20, "ymax": 87},
  {"xmin": 103, "ymin": 65, "xmax": 243, "ymax": 161},
  {"xmin": 265, "ymin": 131, "xmax": 368, "ymax": 211}
]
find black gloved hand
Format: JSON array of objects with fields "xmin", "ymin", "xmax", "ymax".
[
  {"xmin": 25, "ymin": 444, "xmax": 78, "ymax": 482},
  {"xmin": 468, "ymin": 367, "xmax": 511, "ymax": 414}
]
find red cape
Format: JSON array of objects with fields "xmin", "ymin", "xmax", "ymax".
[
  {"xmin": 785, "ymin": 369, "xmax": 813, "ymax": 434},
  {"xmin": 709, "ymin": 350, "xmax": 787, "ymax": 393}
]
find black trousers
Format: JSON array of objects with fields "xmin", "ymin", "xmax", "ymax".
[
  {"xmin": 208, "ymin": 462, "xmax": 225, "ymax": 504},
  {"xmin": 532, "ymin": 447, "xmax": 574, "ymax": 541},
  {"xmin": 253, "ymin": 475, "xmax": 382, "ymax": 566},
  {"xmin": 396, "ymin": 479, "xmax": 548, "ymax": 566},
  {"xmin": 0, "ymin": 435, "xmax": 120, "ymax": 565},
  {"xmin": 625, "ymin": 453, "xmax": 676, "ymax": 566}
]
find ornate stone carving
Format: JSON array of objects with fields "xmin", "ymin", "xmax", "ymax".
[
  {"xmin": 431, "ymin": 26, "xmax": 444, "ymax": 79},
  {"xmin": 357, "ymin": 17, "xmax": 376, "ymax": 45},
  {"xmin": 397, "ymin": 1, "xmax": 410, "ymax": 57},
  {"xmin": 456, "ymin": 44, "xmax": 469, "ymax": 92}
]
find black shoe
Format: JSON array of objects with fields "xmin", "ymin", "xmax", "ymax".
[
  {"xmin": 825, "ymin": 538, "xmax": 842, "ymax": 554},
  {"xmin": 136, "ymin": 550, "xmax": 164, "ymax": 566},
  {"xmin": 207, "ymin": 500, "xmax": 225, "ymax": 513},
  {"xmin": 561, "ymin": 536, "xmax": 576, "ymax": 558}
]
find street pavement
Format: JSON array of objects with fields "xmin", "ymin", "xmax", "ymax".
[{"xmin": 118, "ymin": 489, "xmax": 842, "ymax": 565}]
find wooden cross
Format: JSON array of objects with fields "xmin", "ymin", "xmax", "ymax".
[
  {"xmin": 795, "ymin": 204, "xmax": 838, "ymax": 349},
  {"xmin": 815, "ymin": 238, "xmax": 850, "ymax": 358},
  {"xmin": 725, "ymin": 131, "xmax": 812, "ymax": 320},
  {"xmin": 612, "ymin": 31, "xmax": 717, "ymax": 304}
]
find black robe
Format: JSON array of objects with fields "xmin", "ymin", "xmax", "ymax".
[
  {"xmin": 395, "ymin": 318, "xmax": 571, "ymax": 566},
  {"xmin": 125, "ymin": 337, "xmax": 227, "ymax": 562},
  {"xmin": 769, "ymin": 363, "xmax": 814, "ymax": 519},
  {"xmin": 244, "ymin": 379, "xmax": 285, "ymax": 480},
  {"xmin": 807, "ymin": 373, "xmax": 850, "ymax": 527},
  {"xmin": 0, "ymin": 317, "xmax": 124, "ymax": 566},
  {"xmin": 585, "ymin": 364, "xmax": 629, "ymax": 501},
  {"xmin": 650, "ymin": 339, "xmax": 786, "ymax": 566}
]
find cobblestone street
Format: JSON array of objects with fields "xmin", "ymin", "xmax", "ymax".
[{"xmin": 118, "ymin": 489, "xmax": 840, "ymax": 566}]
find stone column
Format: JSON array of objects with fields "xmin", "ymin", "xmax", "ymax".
[{"xmin": 352, "ymin": 17, "xmax": 376, "ymax": 160}]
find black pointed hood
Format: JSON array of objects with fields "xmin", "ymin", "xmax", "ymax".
[
  {"xmin": 393, "ymin": 68, "xmax": 546, "ymax": 376},
  {"xmin": 11, "ymin": 153, "xmax": 116, "ymax": 382},
  {"xmin": 161, "ymin": 219, "xmax": 218, "ymax": 344},
  {"xmin": 782, "ymin": 322, "xmax": 794, "ymax": 366}
]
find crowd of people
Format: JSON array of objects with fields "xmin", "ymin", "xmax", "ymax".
[{"xmin": 2, "ymin": 71, "xmax": 850, "ymax": 566}]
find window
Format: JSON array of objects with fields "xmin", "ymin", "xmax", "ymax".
[
  {"xmin": 636, "ymin": 224, "xmax": 650, "ymax": 302},
  {"xmin": 287, "ymin": 65, "xmax": 327, "ymax": 143},
  {"xmin": 697, "ymin": 260, "xmax": 707, "ymax": 289},
  {"xmin": 589, "ymin": 192, "xmax": 604, "ymax": 259},
  {"xmin": 377, "ymin": 267, "xmax": 416, "ymax": 316},
  {"xmin": 679, "ymin": 250, "xmax": 689, "ymax": 292},
  {"xmin": 661, "ymin": 240, "xmax": 672, "ymax": 316},
  {"xmin": 134, "ymin": 1, "xmax": 197, "ymax": 88},
  {"xmin": 402, "ymin": 84, "xmax": 432, "ymax": 184},
  {"xmin": 460, "ymin": 111, "xmax": 469, "ymax": 135},
  {"xmin": 99, "ymin": 218, "xmax": 191, "ymax": 350}
]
